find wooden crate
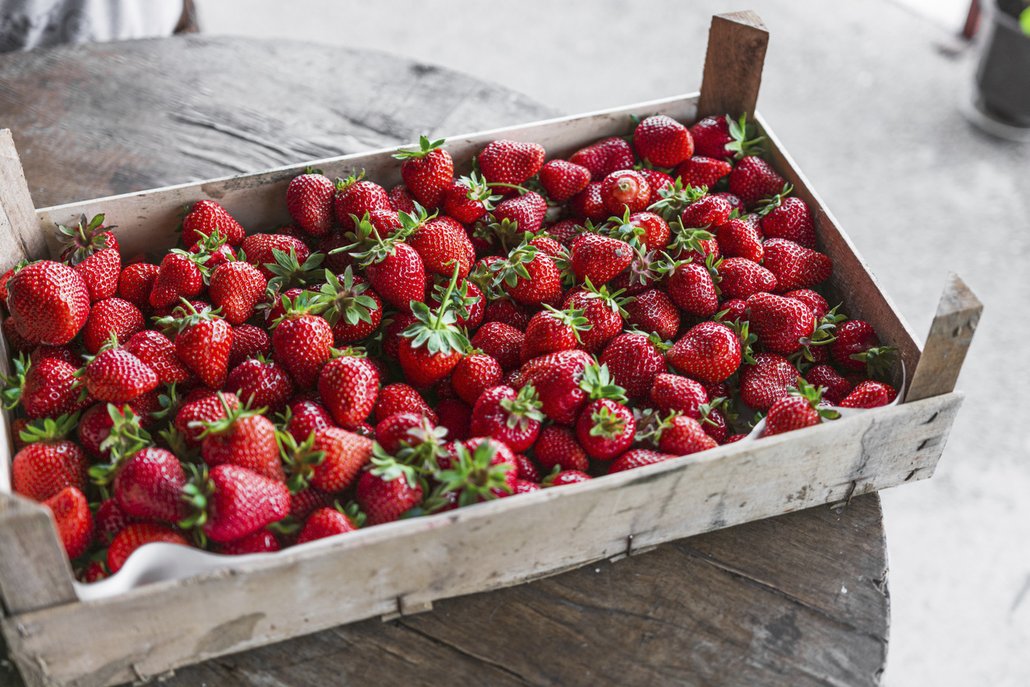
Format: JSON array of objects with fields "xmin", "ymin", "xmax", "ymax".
[{"xmin": 0, "ymin": 12, "xmax": 981, "ymax": 687}]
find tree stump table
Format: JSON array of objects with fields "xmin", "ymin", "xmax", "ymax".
[{"xmin": 0, "ymin": 36, "xmax": 890, "ymax": 687}]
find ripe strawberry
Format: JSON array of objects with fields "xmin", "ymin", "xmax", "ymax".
[
  {"xmin": 490, "ymin": 242, "xmax": 562, "ymax": 306},
  {"xmin": 373, "ymin": 412, "xmax": 436, "ymax": 453},
  {"xmin": 716, "ymin": 217, "xmax": 764, "ymax": 263},
  {"xmin": 678, "ymin": 196, "xmax": 733, "ymax": 234},
  {"xmin": 271, "ymin": 293, "xmax": 333, "ymax": 389},
  {"xmin": 82, "ymin": 344, "xmax": 159, "ymax": 403},
  {"xmin": 121, "ymin": 330, "xmax": 189, "ymax": 386},
  {"xmin": 333, "ymin": 174, "xmax": 392, "ymax": 231},
  {"xmin": 389, "ymin": 184, "xmax": 417, "ymax": 213},
  {"xmin": 667, "ymin": 321, "xmax": 743, "ymax": 383},
  {"xmin": 698, "ymin": 398, "xmax": 730, "ymax": 444},
  {"xmin": 43, "ymin": 486, "xmax": 93, "ymax": 559},
  {"xmin": 805, "ymin": 364, "xmax": 852, "ymax": 405},
  {"xmin": 160, "ymin": 304, "xmax": 233, "ymax": 388},
  {"xmin": 6, "ymin": 260, "xmax": 90, "ymax": 345},
  {"xmin": 569, "ymin": 233, "xmax": 634, "ymax": 286},
  {"xmin": 716, "ymin": 257, "xmax": 778, "ymax": 300},
  {"xmin": 240, "ymin": 233, "xmax": 311, "ymax": 281},
  {"xmin": 728, "ymin": 156, "xmax": 786, "ymax": 207},
  {"xmin": 297, "ymin": 506, "xmax": 360, "ymax": 543},
  {"xmin": 544, "ymin": 470, "xmax": 592, "ymax": 486},
  {"xmin": 220, "ymin": 529, "xmax": 281, "ymax": 555},
  {"xmin": 182, "ymin": 200, "xmax": 245, "ymax": 248},
  {"xmin": 569, "ymin": 136, "xmax": 635, "ymax": 180},
  {"xmin": 576, "ymin": 398, "xmax": 635, "ymax": 460},
  {"xmin": 286, "ymin": 399, "xmax": 335, "ymax": 442},
  {"xmin": 428, "ymin": 277, "xmax": 485, "ymax": 331},
  {"xmin": 493, "ymin": 191, "xmax": 548, "ymax": 235},
  {"xmin": 785, "ymin": 288, "xmax": 829, "ymax": 320},
  {"xmin": 638, "ymin": 168, "xmax": 676, "ymax": 204},
  {"xmin": 633, "ymin": 115, "xmax": 694, "ymax": 167},
  {"xmin": 374, "ymin": 384, "xmax": 437, "ymax": 424},
  {"xmin": 175, "ymin": 389, "xmax": 240, "ymax": 444},
  {"xmin": 194, "ymin": 401, "xmax": 282, "ymax": 481},
  {"xmin": 346, "ymin": 217, "xmax": 426, "ymax": 310},
  {"xmin": 739, "ymin": 353, "xmax": 799, "ymax": 411},
  {"xmin": 442, "ymin": 173, "xmax": 500, "ymax": 224},
  {"xmin": 437, "ymin": 437, "xmax": 517, "ymax": 504},
  {"xmin": 482, "ymin": 297, "xmax": 532, "ymax": 330},
  {"xmin": 600, "ymin": 332, "xmax": 665, "ymax": 400},
  {"xmin": 539, "ymin": 159, "xmax": 591, "ymax": 201},
  {"xmin": 831, "ymin": 320, "xmax": 895, "ymax": 375},
  {"xmin": 746, "ymin": 292, "xmax": 816, "ymax": 355},
  {"xmin": 469, "ymin": 384, "xmax": 544, "ymax": 452},
  {"xmin": 608, "ymin": 448, "xmax": 676, "ymax": 473},
  {"xmin": 305, "ymin": 427, "xmax": 373, "ymax": 492},
  {"xmin": 208, "ymin": 260, "xmax": 266, "ymax": 325},
  {"xmin": 762, "ymin": 238, "xmax": 832, "ymax": 292},
  {"xmin": 690, "ymin": 114, "xmax": 763, "ymax": 161},
  {"xmin": 2, "ymin": 317, "xmax": 34, "ymax": 353},
  {"xmin": 515, "ymin": 353, "xmax": 623, "ymax": 426},
  {"xmin": 600, "ymin": 169, "xmax": 651, "ymax": 215},
  {"xmin": 107, "ymin": 522, "xmax": 188, "ymax": 573},
  {"xmin": 58, "ymin": 214, "xmax": 120, "ymax": 302},
  {"xmin": 314, "ymin": 268, "xmax": 382, "ymax": 344},
  {"xmin": 562, "ymin": 284, "xmax": 624, "ymax": 353},
  {"xmin": 223, "ymin": 356, "xmax": 293, "ymax": 412},
  {"xmin": 763, "ymin": 381, "xmax": 838, "ymax": 436},
  {"xmin": 112, "ymin": 447, "xmax": 187, "ymax": 522},
  {"xmin": 79, "ymin": 297, "xmax": 144, "ymax": 354},
  {"xmin": 666, "ymin": 260, "xmax": 719, "ymax": 317},
  {"xmin": 532, "ymin": 425, "xmax": 589, "ymax": 472},
  {"xmin": 760, "ymin": 196, "xmax": 817, "ymax": 248},
  {"xmin": 12, "ymin": 414, "xmax": 88, "ymax": 501},
  {"xmin": 398, "ymin": 269, "xmax": 469, "ymax": 386},
  {"xmin": 356, "ymin": 456, "xmax": 425, "ymax": 525},
  {"xmin": 624, "ymin": 288, "xmax": 679, "ymax": 340},
  {"xmin": 471, "ymin": 323, "xmax": 525, "ymax": 373},
  {"xmin": 149, "ymin": 251, "xmax": 206, "ymax": 308},
  {"xmin": 514, "ymin": 454, "xmax": 541, "ymax": 482},
  {"xmin": 839, "ymin": 380, "xmax": 897, "ymax": 408},
  {"xmin": 648, "ymin": 413, "xmax": 718, "ymax": 455},
  {"xmin": 394, "ymin": 135, "xmax": 455, "ymax": 208},
  {"xmin": 181, "ymin": 464, "xmax": 289, "ymax": 543},
  {"xmin": 188, "ymin": 229, "xmax": 235, "ymax": 270},
  {"xmin": 651, "ymin": 373, "xmax": 708, "ymax": 418},
  {"xmin": 675, "ymin": 156, "xmax": 733, "ymax": 188},
  {"xmin": 568, "ymin": 182, "xmax": 608, "ymax": 221},
  {"xmin": 447, "ymin": 353, "xmax": 500, "ymax": 405},
  {"xmin": 522, "ymin": 306, "xmax": 591, "ymax": 361},
  {"xmin": 478, "ymin": 139, "xmax": 545, "ymax": 191},
  {"xmin": 287, "ymin": 172, "xmax": 335, "ymax": 236},
  {"xmin": 3, "ymin": 354, "xmax": 81, "ymax": 419},
  {"xmin": 228, "ymin": 323, "xmax": 271, "ymax": 366},
  {"xmin": 407, "ymin": 212, "xmax": 474, "ymax": 278},
  {"xmin": 605, "ymin": 211, "xmax": 670, "ymax": 253},
  {"xmin": 116, "ymin": 262, "xmax": 159, "ymax": 311},
  {"xmin": 318, "ymin": 354, "xmax": 380, "ymax": 429}
]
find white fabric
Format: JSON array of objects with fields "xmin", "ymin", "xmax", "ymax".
[{"xmin": 0, "ymin": 0, "xmax": 182, "ymax": 51}]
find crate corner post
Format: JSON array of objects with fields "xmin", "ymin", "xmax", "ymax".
[
  {"xmin": 0, "ymin": 129, "xmax": 47, "ymax": 271},
  {"xmin": 697, "ymin": 10, "xmax": 769, "ymax": 120}
]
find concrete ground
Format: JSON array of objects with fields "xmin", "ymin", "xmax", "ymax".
[{"xmin": 194, "ymin": 1, "xmax": 1028, "ymax": 684}]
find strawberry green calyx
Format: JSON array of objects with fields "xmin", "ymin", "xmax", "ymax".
[
  {"xmin": 488, "ymin": 239, "xmax": 540, "ymax": 293},
  {"xmin": 339, "ymin": 214, "xmax": 404, "ymax": 266},
  {"xmin": 698, "ymin": 396, "xmax": 730, "ymax": 427},
  {"xmin": 57, "ymin": 213, "xmax": 114, "ymax": 265},
  {"xmin": 588, "ymin": 402, "xmax": 628, "ymax": 439},
  {"xmin": 724, "ymin": 113, "xmax": 766, "ymax": 160},
  {"xmin": 726, "ymin": 319, "xmax": 758, "ymax": 366},
  {"xmin": 499, "ymin": 384, "xmax": 545, "ymax": 431},
  {"xmin": 852, "ymin": 345, "xmax": 898, "ymax": 381},
  {"xmin": 390, "ymin": 418, "xmax": 450, "ymax": 474},
  {"xmin": 788, "ymin": 379, "xmax": 841, "ymax": 420},
  {"xmin": 459, "ymin": 171, "xmax": 503, "ymax": 208},
  {"xmin": 155, "ymin": 298, "xmax": 224, "ymax": 335},
  {"xmin": 189, "ymin": 228, "xmax": 231, "ymax": 258},
  {"xmin": 18, "ymin": 411, "xmax": 80, "ymax": 445},
  {"xmin": 635, "ymin": 410, "xmax": 676, "ymax": 447},
  {"xmin": 648, "ymin": 178, "xmax": 707, "ymax": 221},
  {"xmin": 317, "ymin": 267, "xmax": 379, "ymax": 328},
  {"xmin": 581, "ymin": 277, "xmax": 631, "ymax": 319},
  {"xmin": 265, "ymin": 246, "xmax": 325, "ymax": 293},
  {"xmin": 90, "ymin": 405, "xmax": 152, "ymax": 485},
  {"xmin": 795, "ymin": 306, "xmax": 847, "ymax": 365},
  {"xmin": 754, "ymin": 183, "xmax": 795, "ymax": 217},
  {"xmin": 0, "ymin": 353, "xmax": 30, "ymax": 410},
  {"xmin": 338, "ymin": 500, "xmax": 367, "ymax": 528},
  {"xmin": 604, "ymin": 208, "xmax": 648, "ymax": 248},
  {"xmin": 334, "ymin": 169, "xmax": 366, "ymax": 193},
  {"xmin": 579, "ymin": 362, "xmax": 628, "ymax": 403},
  {"xmin": 192, "ymin": 395, "xmax": 268, "ymax": 439},
  {"xmin": 479, "ymin": 218, "xmax": 529, "ymax": 254},
  {"xmin": 272, "ymin": 290, "xmax": 328, "ymax": 328},
  {"xmin": 369, "ymin": 444, "xmax": 422, "ymax": 489},
  {"xmin": 541, "ymin": 305, "xmax": 593, "ymax": 342},
  {"xmin": 431, "ymin": 273, "xmax": 478, "ymax": 322},
  {"xmin": 396, "ymin": 202, "xmax": 437, "ymax": 240},
  {"xmin": 433, "ymin": 441, "xmax": 514, "ymax": 507},
  {"xmin": 401, "ymin": 264, "xmax": 470, "ymax": 357},
  {"xmin": 158, "ymin": 425, "xmax": 194, "ymax": 461},
  {"xmin": 278, "ymin": 430, "xmax": 326, "ymax": 493},
  {"xmin": 179, "ymin": 463, "xmax": 213, "ymax": 539},
  {"xmin": 393, "ymin": 134, "xmax": 445, "ymax": 161}
]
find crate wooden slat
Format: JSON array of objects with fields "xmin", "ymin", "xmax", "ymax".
[{"xmin": 0, "ymin": 12, "xmax": 981, "ymax": 687}]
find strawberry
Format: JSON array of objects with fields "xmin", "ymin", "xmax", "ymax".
[
  {"xmin": 762, "ymin": 238, "xmax": 832, "ymax": 292},
  {"xmin": 646, "ymin": 413, "xmax": 718, "ymax": 455},
  {"xmin": 271, "ymin": 293, "xmax": 333, "ymax": 389},
  {"xmin": 196, "ymin": 401, "xmax": 283, "ymax": 481},
  {"xmin": 345, "ymin": 216, "xmax": 426, "ymax": 311},
  {"xmin": 2, "ymin": 354, "xmax": 81, "ymax": 419},
  {"xmin": 624, "ymin": 288, "xmax": 679, "ymax": 340},
  {"xmin": 374, "ymin": 384, "xmax": 437, "ymax": 424},
  {"xmin": 515, "ymin": 353, "xmax": 624, "ymax": 426},
  {"xmin": 633, "ymin": 115, "xmax": 694, "ymax": 167},
  {"xmin": 223, "ymin": 356, "xmax": 293, "ymax": 412},
  {"xmin": 716, "ymin": 257, "xmax": 778, "ymax": 300},
  {"xmin": 108, "ymin": 522, "xmax": 190, "ymax": 573},
  {"xmin": 318, "ymin": 354, "xmax": 380, "ymax": 429},
  {"xmin": 569, "ymin": 233, "xmax": 634, "ymax": 286},
  {"xmin": 514, "ymin": 454, "xmax": 541, "ymax": 482},
  {"xmin": 599, "ymin": 332, "xmax": 665, "ymax": 400},
  {"xmin": 522, "ymin": 306, "xmax": 591, "ymax": 361},
  {"xmin": 679, "ymin": 194, "xmax": 733, "ymax": 230},
  {"xmin": 297, "ymin": 505, "xmax": 360, "ymax": 543},
  {"xmin": 638, "ymin": 168, "xmax": 676, "ymax": 205},
  {"xmin": 181, "ymin": 464, "xmax": 289, "ymax": 544},
  {"xmin": 2, "ymin": 317, "xmax": 34, "ymax": 353},
  {"xmin": 667, "ymin": 321, "xmax": 744, "ymax": 384},
  {"xmin": 286, "ymin": 171, "xmax": 335, "ymax": 237},
  {"xmin": 716, "ymin": 217, "xmax": 764, "ymax": 263},
  {"xmin": 728, "ymin": 156, "xmax": 786, "ymax": 207},
  {"xmin": 182, "ymin": 200, "xmax": 245, "ymax": 248},
  {"xmin": 160, "ymin": 304, "xmax": 233, "ymax": 388},
  {"xmin": 239, "ymin": 234, "xmax": 311, "ymax": 282},
  {"xmin": 79, "ymin": 297, "xmax": 144, "ymax": 354},
  {"xmin": 830, "ymin": 320, "xmax": 896, "ymax": 376},
  {"xmin": 357, "ymin": 455, "xmax": 425, "ymax": 525},
  {"xmin": 333, "ymin": 174, "xmax": 393, "ymax": 230},
  {"xmin": 116, "ymin": 262, "xmax": 159, "ymax": 311},
  {"xmin": 58, "ymin": 214, "xmax": 120, "ymax": 302},
  {"xmin": 608, "ymin": 448, "xmax": 676, "ymax": 473},
  {"xmin": 839, "ymin": 380, "xmax": 897, "ymax": 408},
  {"xmin": 82, "ymin": 344, "xmax": 159, "ymax": 403},
  {"xmin": 600, "ymin": 169, "xmax": 651, "ymax": 215},
  {"xmin": 307, "ymin": 427, "xmax": 373, "ymax": 492},
  {"xmin": 77, "ymin": 403, "xmax": 115, "ymax": 459},
  {"xmin": 468, "ymin": 323, "xmax": 525, "ymax": 373},
  {"xmin": 539, "ymin": 159, "xmax": 591, "ymax": 201},
  {"xmin": 12, "ymin": 414, "xmax": 88, "ymax": 501},
  {"xmin": 398, "ymin": 268, "xmax": 469, "ymax": 386},
  {"xmin": 450, "ymin": 353, "xmax": 503, "ymax": 405},
  {"xmin": 478, "ymin": 139, "xmax": 545, "ymax": 191},
  {"xmin": 317, "ymin": 268, "xmax": 382, "ymax": 344},
  {"xmin": 562, "ymin": 283, "xmax": 625, "ymax": 353},
  {"xmin": 492, "ymin": 191, "xmax": 548, "ymax": 235},
  {"xmin": 175, "ymin": 390, "xmax": 240, "ymax": 445},
  {"xmin": 374, "ymin": 412, "xmax": 439, "ymax": 453},
  {"xmin": 407, "ymin": 210, "xmax": 474, "ymax": 278},
  {"xmin": 122, "ymin": 330, "xmax": 190, "ymax": 386},
  {"xmin": 805, "ymin": 364, "xmax": 853, "ymax": 405},
  {"xmin": 208, "ymin": 260, "xmax": 267, "ymax": 325},
  {"xmin": 763, "ymin": 381, "xmax": 838, "ymax": 436},
  {"xmin": 760, "ymin": 195, "xmax": 817, "ymax": 248},
  {"xmin": 43, "ymin": 485, "xmax": 94, "ymax": 559},
  {"xmin": 785, "ymin": 289, "xmax": 829, "ymax": 320},
  {"xmin": 569, "ymin": 137, "xmax": 635, "ymax": 180},
  {"xmin": 228, "ymin": 324, "xmax": 271, "ymax": 366},
  {"xmin": 568, "ymin": 182, "xmax": 608, "ymax": 221},
  {"xmin": 394, "ymin": 136, "xmax": 455, "ymax": 208},
  {"xmin": 435, "ymin": 437, "xmax": 516, "ymax": 504},
  {"xmin": 576, "ymin": 397, "xmax": 635, "ymax": 460},
  {"xmin": 488, "ymin": 242, "xmax": 562, "ymax": 306},
  {"xmin": 689, "ymin": 114, "xmax": 763, "ymax": 161},
  {"xmin": 443, "ymin": 173, "xmax": 500, "ymax": 224},
  {"xmin": 6, "ymin": 260, "xmax": 90, "ymax": 345},
  {"xmin": 112, "ymin": 447, "xmax": 187, "ymax": 522},
  {"xmin": 651, "ymin": 373, "xmax": 708, "ymax": 418},
  {"xmin": 429, "ymin": 277, "xmax": 485, "ymax": 331},
  {"xmin": 544, "ymin": 470, "xmax": 592, "ymax": 486},
  {"xmin": 746, "ymin": 292, "xmax": 816, "ymax": 355},
  {"xmin": 698, "ymin": 398, "xmax": 730, "ymax": 444},
  {"xmin": 437, "ymin": 398, "xmax": 472, "ymax": 440},
  {"xmin": 389, "ymin": 184, "xmax": 417, "ymax": 213},
  {"xmin": 666, "ymin": 259, "xmax": 719, "ymax": 317},
  {"xmin": 220, "ymin": 530, "xmax": 281, "ymax": 555},
  {"xmin": 532, "ymin": 425, "xmax": 589, "ymax": 472},
  {"xmin": 469, "ymin": 384, "xmax": 544, "ymax": 452},
  {"xmin": 149, "ymin": 251, "xmax": 206, "ymax": 308},
  {"xmin": 739, "ymin": 353, "xmax": 799, "ymax": 411},
  {"xmin": 482, "ymin": 298, "xmax": 532, "ymax": 330},
  {"xmin": 675, "ymin": 156, "xmax": 733, "ymax": 189},
  {"xmin": 287, "ymin": 399, "xmax": 335, "ymax": 442}
]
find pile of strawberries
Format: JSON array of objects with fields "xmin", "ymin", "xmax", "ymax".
[{"xmin": 1, "ymin": 112, "xmax": 898, "ymax": 581}]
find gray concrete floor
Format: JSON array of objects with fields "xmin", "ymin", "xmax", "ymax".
[{"xmin": 195, "ymin": 1, "xmax": 1028, "ymax": 684}]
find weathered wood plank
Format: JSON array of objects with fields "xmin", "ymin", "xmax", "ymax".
[
  {"xmin": 0, "ymin": 129, "xmax": 47, "ymax": 270},
  {"xmin": 697, "ymin": 11, "xmax": 769, "ymax": 120},
  {"xmin": 907, "ymin": 273, "xmax": 982, "ymax": 402},
  {"xmin": 0, "ymin": 493, "xmax": 77, "ymax": 617},
  {"xmin": 2, "ymin": 394, "xmax": 958, "ymax": 687}
]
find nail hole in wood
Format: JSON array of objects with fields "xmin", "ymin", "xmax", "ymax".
[
  {"xmin": 904, "ymin": 469, "xmax": 918, "ymax": 481},
  {"xmin": 922, "ymin": 412, "xmax": 939, "ymax": 425}
]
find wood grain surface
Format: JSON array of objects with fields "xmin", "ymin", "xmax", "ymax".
[{"xmin": 0, "ymin": 35, "xmax": 890, "ymax": 687}]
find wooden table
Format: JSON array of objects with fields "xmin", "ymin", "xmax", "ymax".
[{"xmin": 0, "ymin": 36, "xmax": 889, "ymax": 687}]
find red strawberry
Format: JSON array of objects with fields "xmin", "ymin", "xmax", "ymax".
[
  {"xmin": 698, "ymin": 398, "xmax": 730, "ymax": 444},
  {"xmin": 116, "ymin": 262, "xmax": 159, "ymax": 311},
  {"xmin": 568, "ymin": 182, "xmax": 608, "ymax": 221},
  {"xmin": 638, "ymin": 168, "xmax": 676, "ymax": 205},
  {"xmin": 469, "ymin": 384, "xmax": 544, "ymax": 453},
  {"xmin": 831, "ymin": 320, "xmax": 895, "ymax": 375},
  {"xmin": 82, "ymin": 345, "xmax": 159, "ymax": 403},
  {"xmin": 522, "ymin": 306, "xmax": 591, "ymax": 361},
  {"xmin": 608, "ymin": 211, "xmax": 670, "ymax": 252},
  {"xmin": 318, "ymin": 354, "xmax": 380, "ymax": 429},
  {"xmin": 80, "ymin": 297, "xmax": 144, "ymax": 354},
  {"xmin": 43, "ymin": 486, "xmax": 93, "ymax": 559},
  {"xmin": 569, "ymin": 137, "xmax": 635, "ymax": 180},
  {"xmin": 448, "ymin": 353, "xmax": 500, "ymax": 405},
  {"xmin": 716, "ymin": 217, "xmax": 764, "ymax": 263},
  {"xmin": 763, "ymin": 382, "xmax": 837, "ymax": 436},
  {"xmin": 805, "ymin": 364, "xmax": 853, "ymax": 405},
  {"xmin": 220, "ymin": 530, "xmax": 281, "ymax": 555},
  {"xmin": 600, "ymin": 169, "xmax": 651, "ymax": 215},
  {"xmin": 532, "ymin": 425, "xmax": 589, "ymax": 472},
  {"xmin": 762, "ymin": 238, "xmax": 832, "ymax": 292},
  {"xmin": 651, "ymin": 373, "xmax": 708, "ymax": 418},
  {"xmin": 161, "ymin": 304, "xmax": 233, "ymax": 388},
  {"xmin": 746, "ymin": 292, "xmax": 816, "ymax": 355},
  {"xmin": 513, "ymin": 353, "xmax": 621, "ymax": 426},
  {"xmin": 624, "ymin": 288, "xmax": 679, "ymax": 341},
  {"xmin": 609, "ymin": 448, "xmax": 676, "ymax": 473},
  {"xmin": 545, "ymin": 470, "xmax": 592, "ymax": 487},
  {"xmin": 228, "ymin": 324, "xmax": 271, "ymax": 366},
  {"xmin": 123, "ymin": 330, "xmax": 191, "ymax": 385},
  {"xmin": 3, "ymin": 354, "xmax": 81, "ymax": 419},
  {"xmin": 394, "ymin": 136, "xmax": 454, "ymax": 208},
  {"xmin": 666, "ymin": 260, "xmax": 719, "ymax": 317},
  {"xmin": 6, "ymin": 260, "xmax": 90, "ymax": 345},
  {"xmin": 188, "ymin": 230, "xmax": 235, "ymax": 269},
  {"xmin": 569, "ymin": 233, "xmax": 634, "ymax": 286},
  {"xmin": 287, "ymin": 172, "xmax": 335, "ymax": 237},
  {"xmin": 398, "ymin": 269, "xmax": 469, "ymax": 386},
  {"xmin": 428, "ymin": 277, "xmax": 485, "ymax": 331},
  {"xmin": 287, "ymin": 399, "xmax": 335, "ymax": 442},
  {"xmin": 482, "ymin": 298, "xmax": 532, "ymax": 330},
  {"xmin": 675, "ymin": 156, "xmax": 733, "ymax": 189},
  {"xmin": 317, "ymin": 268, "xmax": 382, "ymax": 344},
  {"xmin": 107, "ymin": 523, "xmax": 189, "ymax": 573},
  {"xmin": 437, "ymin": 398, "xmax": 472, "ymax": 440},
  {"xmin": 333, "ymin": 174, "xmax": 392, "ymax": 231},
  {"xmin": 182, "ymin": 464, "xmax": 289, "ymax": 544},
  {"xmin": 478, "ymin": 139, "xmax": 545, "ymax": 191},
  {"xmin": 347, "ymin": 217, "xmax": 427, "ymax": 311},
  {"xmin": 680, "ymin": 194, "xmax": 733, "ymax": 230},
  {"xmin": 514, "ymin": 454, "xmax": 541, "ymax": 482},
  {"xmin": 297, "ymin": 506, "xmax": 360, "ymax": 543},
  {"xmin": 649, "ymin": 413, "xmax": 718, "ymax": 455},
  {"xmin": 443, "ymin": 173, "xmax": 499, "ymax": 224},
  {"xmin": 389, "ymin": 184, "xmax": 417, "ymax": 213},
  {"xmin": 149, "ymin": 251, "xmax": 205, "ymax": 309},
  {"xmin": 197, "ymin": 403, "xmax": 283, "ymax": 481},
  {"xmin": 12, "ymin": 414, "xmax": 88, "ymax": 501},
  {"xmin": 240, "ymin": 233, "xmax": 311, "ymax": 280},
  {"xmin": 58, "ymin": 214, "xmax": 120, "ymax": 302},
  {"xmin": 667, "ymin": 321, "xmax": 743, "ymax": 384},
  {"xmin": 224, "ymin": 357, "xmax": 293, "ymax": 412},
  {"xmin": 112, "ymin": 447, "xmax": 187, "ymax": 522},
  {"xmin": 716, "ymin": 257, "xmax": 778, "ymax": 300},
  {"xmin": 182, "ymin": 200, "xmax": 245, "ymax": 248},
  {"xmin": 208, "ymin": 260, "xmax": 267, "ymax": 325},
  {"xmin": 407, "ymin": 212, "xmax": 474, "ymax": 278},
  {"xmin": 374, "ymin": 384, "xmax": 437, "ymax": 424},
  {"xmin": 690, "ymin": 114, "xmax": 763, "ymax": 161},
  {"xmin": 839, "ymin": 380, "xmax": 897, "ymax": 408},
  {"xmin": 539, "ymin": 159, "xmax": 591, "ymax": 201},
  {"xmin": 719, "ymin": 298, "xmax": 749, "ymax": 323},
  {"xmin": 633, "ymin": 114, "xmax": 694, "ymax": 167},
  {"xmin": 271, "ymin": 293, "xmax": 333, "ymax": 389},
  {"xmin": 729, "ymin": 156, "xmax": 786, "ymax": 207},
  {"xmin": 175, "ymin": 390, "xmax": 240, "ymax": 445},
  {"xmin": 760, "ymin": 196, "xmax": 817, "ymax": 248},
  {"xmin": 599, "ymin": 332, "xmax": 665, "ymax": 400},
  {"xmin": 357, "ymin": 457, "xmax": 424, "ymax": 525},
  {"xmin": 307, "ymin": 427, "xmax": 373, "ymax": 492},
  {"xmin": 575, "ymin": 398, "xmax": 635, "ymax": 460},
  {"xmin": 785, "ymin": 289, "xmax": 829, "ymax": 320},
  {"xmin": 470, "ymin": 323, "xmax": 524, "ymax": 372},
  {"xmin": 438, "ymin": 437, "xmax": 517, "ymax": 503},
  {"xmin": 374, "ymin": 412, "xmax": 436, "ymax": 453},
  {"xmin": 562, "ymin": 284, "xmax": 624, "ymax": 353},
  {"xmin": 739, "ymin": 353, "xmax": 799, "ymax": 411},
  {"xmin": 492, "ymin": 191, "xmax": 548, "ymax": 235},
  {"xmin": 491, "ymin": 243, "xmax": 563, "ymax": 306}
]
